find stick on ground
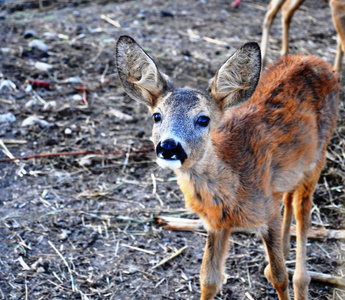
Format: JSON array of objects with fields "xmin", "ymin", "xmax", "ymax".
[{"xmin": 155, "ymin": 216, "xmax": 345, "ymax": 241}]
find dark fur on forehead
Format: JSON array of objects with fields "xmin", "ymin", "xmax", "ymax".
[
  {"xmin": 171, "ymin": 88, "xmax": 201, "ymax": 102},
  {"xmin": 160, "ymin": 88, "xmax": 211, "ymax": 111}
]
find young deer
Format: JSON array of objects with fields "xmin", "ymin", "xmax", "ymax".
[
  {"xmin": 261, "ymin": 0, "xmax": 345, "ymax": 70},
  {"xmin": 116, "ymin": 35, "xmax": 339, "ymax": 299}
]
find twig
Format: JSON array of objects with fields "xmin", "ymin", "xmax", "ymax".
[
  {"xmin": 0, "ymin": 98, "xmax": 13, "ymax": 104},
  {"xmin": 17, "ymin": 256, "xmax": 31, "ymax": 270},
  {"xmin": 151, "ymin": 173, "xmax": 157, "ymax": 195},
  {"xmin": 1, "ymin": 139, "xmax": 27, "ymax": 144},
  {"xmin": 287, "ymin": 268, "xmax": 345, "ymax": 286},
  {"xmin": 155, "ymin": 216, "xmax": 345, "ymax": 241},
  {"xmin": 121, "ymin": 244, "xmax": 155, "ymax": 255},
  {"xmin": 0, "ymin": 146, "xmax": 154, "ymax": 162},
  {"xmin": 245, "ymin": 292, "xmax": 255, "ymax": 300},
  {"xmin": 155, "ymin": 216, "xmax": 204, "ymax": 231},
  {"xmin": 48, "ymin": 240, "xmax": 76, "ymax": 292},
  {"xmin": 100, "ymin": 14, "xmax": 121, "ymax": 28},
  {"xmin": 152, "ymin": 246, "xmax": 188, "ymax": 269},
  {"xmin": 0, "ymin": 139, "xmax": 20, "ymax": 165}
]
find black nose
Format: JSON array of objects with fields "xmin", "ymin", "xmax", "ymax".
[
  {"xmin": 160, "ymin": 139, "xmax": 177, "ymax": 150},
  {"xmin": 156, "ymin": 139, "xmax": 187, "ymax": 163}
]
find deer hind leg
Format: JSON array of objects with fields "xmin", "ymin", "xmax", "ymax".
[
  {"xmin": 261, "ymin": 0, "xmax": 286, "ymax": 68},
  {"xmin": 282, "ymin": 192, "xmax": 293, "ymax": 259},
  {"xmin": 291, "ymin": 167, "xmax": 323, "ymax": 300},
  {"xmin": 281, "ymin": 0, "xmax": 305, "ymax": 56},
  {"xmin": 262, "ymin": 215, "xmax": 290, "ymax": 300},
  {"xmin": 200, "ymin": 228, "xmax": 231, "ymax": 300},
  {"xmin": 330, "ymin": 0, "xmax": 345, "ymax": 71}
]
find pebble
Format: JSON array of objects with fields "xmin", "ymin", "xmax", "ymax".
[
  {"xmin": 34, "ymin": 61, "xmax": 53, "ymax": 71},
  {"xmin": 160, "ymin": 10, "xmax": 174, "ymax": 17},
  {"xmin": 0, "ymin": 79, "xmax": 16, "ymax": 91},
  {"xmin": 36, "ymin": 267, "xmax": 45, "ymax": 273},
  {"xmin": 21, "ymin": 116, "xmax": 52, "ymax": 127},
  {"xmin": 0, "ymin": 112, "xmax": 16, "ymax": 123},
  {"xmin": 72, "ymin": 94, "xmax": 83, "ymax": 101},
  {"xmin": 29, "ymin": 39, "xmax": 48, "ymax": 52},
  {"xmin": 24, "ymin": 30, "xmax": 36, "ymax": 39},
  {"xmin": 64, "ymin": 128, "xmax": 72, "ymax": 135},
  {"xmin": 43, "ymin": 32, "xmax": 58, "ymax": 40}
]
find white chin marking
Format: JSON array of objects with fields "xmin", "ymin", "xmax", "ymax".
[{"xmin": 156, "ymin": 157, "xmax": 182, "ymax": 170}]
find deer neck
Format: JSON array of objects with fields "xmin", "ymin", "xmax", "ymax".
[{"xmin": 174, "ymin": 141, "xmax": 240, "ymax": 229}]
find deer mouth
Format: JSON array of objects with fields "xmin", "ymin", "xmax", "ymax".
[{"xmin": 155, "ymin": 140, "xmax": 187, "ymax": 170}]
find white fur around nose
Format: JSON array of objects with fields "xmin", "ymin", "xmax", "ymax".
[{"xmin": 156, "ymin": 157, "xmax": 182, "ymax": 170}]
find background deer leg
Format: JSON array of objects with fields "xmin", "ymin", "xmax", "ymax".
[
  {"xmin": 261, "ymin": 0, "xmax": 286, "ymax": 67},
  {"xmin": 281, "ymin": 0, "xmax": 305, "ymax": 56},
  {"xmin": 330, "ymin": 0, "xmax": 345, "ymax": 71}
]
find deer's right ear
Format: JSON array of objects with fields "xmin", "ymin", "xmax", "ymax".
[
  {"xmin": 116, "ymin": 35, "xmax": 169, "ymax": 108},
  {"xmin": 208, "ymin": 42, "xmax": 261, "ymax": 111}
]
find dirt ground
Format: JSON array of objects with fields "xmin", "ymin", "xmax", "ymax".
[{"xmin": 0, "ymin": 0, "xmax": 344, "ymax": 299}]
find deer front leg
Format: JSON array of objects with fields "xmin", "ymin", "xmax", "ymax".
[
  {"xmin": 261, "ymin": 216, "xmax": 290, "ymax": 300},
  {"xmin": 200, "ymin": 228, "xmax": 231, "ymax": 300}
]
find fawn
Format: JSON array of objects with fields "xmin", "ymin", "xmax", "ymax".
[
  {"xmin": 116, "ymin": 35, "xmax": 339, "ymax": 299},
  {"xmin": 261, "ymin": 0, "xmax": 345, "ymax": 70}
]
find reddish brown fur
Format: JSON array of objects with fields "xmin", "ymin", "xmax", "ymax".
[
  {"xmin": 177, "ymin": 55, "xmax": 339, "ymax": 300},
  {"xmin": 181, "ymin": 55, "xmax": 338, "ymax": 231}
]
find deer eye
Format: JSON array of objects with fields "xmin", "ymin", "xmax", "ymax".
[
  {"xmin": 196, "ymin": 116, "xmax": 210, "ymax": 127},
  {"xmin": 152, "ymin": 113, "xmax": 161, "ymax": 123}
]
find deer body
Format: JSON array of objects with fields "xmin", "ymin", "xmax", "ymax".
[
  {"xmin": 261, "ymin": 0, "xmax": 345, "ymax": 70},
  {"xmin": 116, "ymin": 36, "xmax": 339, "ymax": 300}
]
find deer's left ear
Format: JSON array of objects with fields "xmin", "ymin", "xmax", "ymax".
[
  {"xmin": 116, "ymin": 35, "xmax": 170, "ymax": 108},
  {"xmin": 208, "ymin": 42, "xmax": 261, "ymax": 110}
]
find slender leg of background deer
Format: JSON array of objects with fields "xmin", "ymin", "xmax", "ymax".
[
  {"xmin": 330, "ymin": 0, "xmax": 345, "ymax": 71},
  {"xmin": 281, "ymin": 192, "xmax": 293, "ymax": 259},
  {"xmin": 200, "ymin": 228, "xmax": 231, "ymax": 300},
  {"xmin": 261, "ymin": 0, "xmax": 286, "ymax": 67},
  {"xmin": 292, "ymin": 171, "xmax": 321, "ymax": 300},
  {"xmin": 334, "ymin": 40, "xmax": 344, "ymax": 71},
  {"xmin": 262, "ymin": 216, "xmax": 290, "ymax": 300},
  {"xmin": 281, "ymin": 0, "xmax": 305, "ymax": 56}
]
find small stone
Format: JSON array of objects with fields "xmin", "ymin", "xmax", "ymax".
[
  {"xmin": 64, "ymin": 128, "xmax": 72, "ymax": 135},
  {"xmin": 29, "ymin": 40, "xmax": 48, "ymax": 52},
  {"xmin": 160, "ymin": 10, "xmax": 174, "ymax": 17},
  {"xmin": 36, "ymin": 266, "xmax": 45, "ymax": 273},
  {"xmin": 0, "ymin": 113, "xmax": 16, "ymax": 123},
  {"xmin": 21, "ymin": 116, "xmax": 52, "ymax": 127},
  {"xmin": 24, "ymin": 30, "xmax": 36, "ymax": 39},
  {"xmin": 72, "ymin": 94, "xmax": 82, "ymax": 101},
  {"xmin": 43, "ymin": 32, "xmax": 58, "ymax": 40},
  {"xmin": 34, "ymin": 61, "xmax": 53, "ymax": 71}
]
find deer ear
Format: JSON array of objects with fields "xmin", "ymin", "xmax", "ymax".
[
  {"xmin": 116, "ymin": 35, "xmax": 170, "ymax": 108},
  {"xmin": 208, "ymin": 42, "xmax": 261, "ymax": 110}
]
